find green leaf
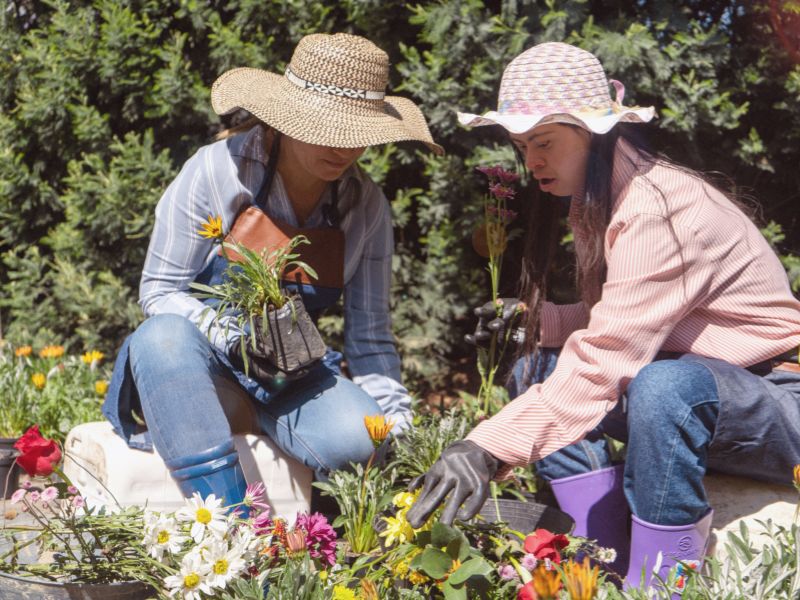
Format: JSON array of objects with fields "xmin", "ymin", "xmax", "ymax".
[
  {"xmin": 446, "ymin": 556, "xmax": 493, "ymax": 586},
  {"xmin": 411, "ymin": 547, "xmax": 452, "ymax": 579}
]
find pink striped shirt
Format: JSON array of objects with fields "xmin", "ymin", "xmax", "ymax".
[{"xmin": 467, "ymin": 139, "xmax": 800, "ymax": 471}]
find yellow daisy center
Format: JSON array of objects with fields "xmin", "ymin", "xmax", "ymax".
[
  {"xmin": 213, "ymin": 559, "xmax": 229, "ymax": 575},
  {"xmin": 184, "ymin": 573, "xmax": 200, "ymax": 588},
  {"xmin": 196, "ymin": 508, "xmax": 212, "ymax": 524},
  {"xmin": 157, "ymin": 530, "xmax": 170, "ymax": 544}
]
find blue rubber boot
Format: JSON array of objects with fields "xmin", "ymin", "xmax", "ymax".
[{"xmin": 164, "ymin": 440, "xmax": 248, "ymax": 514}]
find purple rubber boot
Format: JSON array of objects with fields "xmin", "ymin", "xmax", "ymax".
[
  {"xmin": 625, "ymin": 509, "xmax": 714, "ymax": 596},
  {"xmin": 549, "ymin": 464, "xmax": 630, "ymax": 574}
]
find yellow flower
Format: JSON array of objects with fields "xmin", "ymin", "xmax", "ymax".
[
  {"xmin": 31, "ymin": 372, "xmax": 46, "ymax": 389},
  {"xmin": 14, "ymin": 345, "xmax": 32, "ymax": 357},
  {"xmin": 408, "ymin": 570, "xmax": 429, "ymax": 585},
  {"xmin": 793, "ymin": 464, "xmax": 800, "ymax": 493},
  {"xmin": 39, "ymin": 345, "xmax": 64, "ymax": 359},
  {"xmin": 393, "ymin": 490, "xmax": 418, "ymax": 511},
  {"xmin": 95, "ymin": 380, "xmax": 109, "ymax": 396},
  {"xmin": 198, "ymin": 214, "xmax": 224, "ymax": 240},
  {"xmin": 563, "ymin": 557, "xmax": 599, "ymax": 600},
  {"xmin": 81, "ymin": 350, "xmax": 104, "ymax": 365},
  {"xmin": 532, "ymin": 564, "xmax": 562, "ymax": 599},
  {"xmin": 364, "ymin": 414, "xmax": 394, "ymax": 447},
  {"xmin": 392, "ymin": 558, "xmax": 410, "ymax": 578},
  {"xmin": 380, "ymin": 514, "xmax": 415, "ymax": 547},
  {"xmin": 331, "ymin": 585, "xmax": 356, "ymax": 600}
]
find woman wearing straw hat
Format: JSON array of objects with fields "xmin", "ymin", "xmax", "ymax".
[
  {"xmin": 102, "ymin": 33, "xmax": 442, "ymax": 510},
  {"xmin": 406, "ymin": 42, "xmax": 800, "ymax": 592}
]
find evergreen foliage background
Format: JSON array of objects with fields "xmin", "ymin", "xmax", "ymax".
[{"xmin": 1, "ymin": 0, "xmax": 798, "ymax": 395}]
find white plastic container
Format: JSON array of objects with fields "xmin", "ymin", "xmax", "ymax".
[{"xmin": 62, "ymin": 422, "xmax": 312, "ymax": 518}]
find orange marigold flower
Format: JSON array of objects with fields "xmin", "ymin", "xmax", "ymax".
[
  {"xmin": 563, "ymin": 557, "xmax": 599, "ymax": 600},
  {"xmin": 31, "ymin": 373, "xmax": 46, "ymax": 390},
  {"xmin": 81, "ymin": 350, "xmax": 105, "ymax": 365},
  {"xmin": 198, "ymin": 214, "xmax": 224, "ymax": 240},
  {"xmin": 95, "ymin": 380, "xmax": 109, "ymax": 396},
  {"xmin": 364, "ymin": 415, "xmax": 394, "ymax": 447},
  {"xmin": 15, "ymin": 345, "xmax": 32, "ymax": 357},
  {"xmin": 39, "ymin": 345, "xmax": 65, "ymax": 359}
]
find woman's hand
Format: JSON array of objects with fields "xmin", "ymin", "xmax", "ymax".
[
  {"xmin": 405, "ymin": 440, "xmax": 500, "ymax": 527},
  {"xmin": 464, "ymin": 298, "xmax": 526, "ymax": 347}
]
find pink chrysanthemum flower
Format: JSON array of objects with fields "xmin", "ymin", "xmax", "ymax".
[{"xmin": 295, "ymin": 512, "xmax": 337, "ymax": 566}]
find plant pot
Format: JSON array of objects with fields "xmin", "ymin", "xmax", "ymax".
[
  {"xmin": 477, "ymin": 497, "xmax": 574, "ymax": 535},
  {"xmin": 0, "ymin": 572, "xmax": 154, "ymax": 599},
  {"xmin": 0, "ymin": 437, "xmax": 21, "ymax": 500},
  {"xmin": 253, "ymin": 295, "xmax": 326, "ymax": 375}
]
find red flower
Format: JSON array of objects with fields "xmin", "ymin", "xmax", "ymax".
[
  {"xmin": 13, "ymin": 426, "xmax": 62, "ymax": 476},
  {"xmin": 524, "ymin": 528, "xmax": 569, "ymax": 564},
  {"xmin": 517, "ymin": 581, "xmax": 538, "ymax": 600}
]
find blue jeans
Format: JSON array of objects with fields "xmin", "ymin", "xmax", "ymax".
[
  {"xmin": 509, "ymin": 349, "xmax": 720, "ymax": 526},
  {"xmin": 128, "ymin": 314, "xmax": 378, "ymax": 480}
]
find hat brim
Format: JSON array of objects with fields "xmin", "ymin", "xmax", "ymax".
[
  {"xmin": 456, "ymin": 106, "xmax": 656, "ymax": 135},
  {"xmin": 212, "ymin": 67, "xmax": 443, "ymax": 155}
]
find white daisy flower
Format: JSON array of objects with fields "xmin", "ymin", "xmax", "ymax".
[
  {"xmin": 201, "ymin": 537, "xmax": 247, "ymax": 590},
  {"xmin": 143, "ymin": 511, "xmax": 188, "ymax": 561},
  {"xmin": 164, "ymin": 550, "xmax": 212, "ymax": 600},
  {"xmin": 176, "ymin": 493, "xmax": 227, "ymax": 543}
]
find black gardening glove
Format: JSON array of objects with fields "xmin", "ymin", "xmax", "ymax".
[
  {"xmin": 228, "ymin": 342, "xmax": 288, "ymax": 389},
  {"xmin": 405, "ymin": 440, "xmax": 500, "ymax": 528},
  {"xmin": 464, "ymin": 298, "xmax": 526, "ymax": 348}
]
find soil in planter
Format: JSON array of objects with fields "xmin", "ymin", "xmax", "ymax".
[{"xmin": 254, "ymin": 295, "xmax": 326, "ymax": 375}]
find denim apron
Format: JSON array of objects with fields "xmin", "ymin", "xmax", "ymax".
[{"xmin": 103, "ymin": 134, "xmax": 346, "ymax": 450}]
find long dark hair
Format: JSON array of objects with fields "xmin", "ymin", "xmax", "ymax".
[{"xmin": 512, "ymin": 122, "xmax": 751, "ymax": 386}]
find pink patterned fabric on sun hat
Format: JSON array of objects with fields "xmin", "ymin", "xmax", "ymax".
[{"xmin": 457, "ymin": 42, "xmax": 655, "ymax": 134}]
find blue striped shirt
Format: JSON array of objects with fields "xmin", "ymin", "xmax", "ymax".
[{"xmin": 139, "ymin": 125, "xmax": 412, "ymax": 428}]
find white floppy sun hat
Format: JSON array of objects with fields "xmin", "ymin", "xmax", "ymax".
[
  {"xmin": 457, "ymin": 42, "xmax": 655, "ymax": 134},
  {"xmin": 212, "ymin": 33, "xmax": 443, "ymax": 155}
]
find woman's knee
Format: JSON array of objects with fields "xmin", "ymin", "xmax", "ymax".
[
  {"xmin": 626, "ymin": 359, "xmax": 718, "ymax": 428},
  {"xmin": 129, "ymin": 314, "xmax": 209, "ymax": 371}
]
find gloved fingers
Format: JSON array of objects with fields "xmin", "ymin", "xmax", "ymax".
[
  {"xmin": 457, "ymin": 480, "xmax": 490, "ymax": 521},
  {"xmin": 502, "ymin": 302, "xmax": 523, "ymax": 321},
  {"xmin": 406, "ymin": 474, "xmax": 453, "ymax": 529},
  {"xmin": 407, "ymin": 473, "xmax": 426, "ymax": 492},
  {"xmin": 486, "ymin": 317, "xmax": 506, "ymax": 334},
  {"xmin": 474, "ymin": 302, "xmax": 497, "ymax": 319},
  {"xmin": 439, "ymin": 482, "xmax": 472, "ymax": 526}
]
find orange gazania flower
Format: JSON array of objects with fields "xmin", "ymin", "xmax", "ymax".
[
  {"xmin": 360, "ymin": 579, "xmax": 379, "ymax": 600},
  {"xmin": 31, "ymin": 372, "xmax": 46, "ymax": 390},
  {"xmin": 364, "ymin": 415, "xmax": 394, "ymax": 447},
  {"xmin": 284, "ymin": 530, "xmax": 307, "ymax": 556},
  {"xmin": 15, "ymin": 345, "xmax": 32, "ymax": 357},
  {"xmin": 563, "ymin": 557, "xmax": 599, "ymax": 600},
  {"xmin": 81, "ymin": 350, "xmax": 105, "ymax": 365},
  {"xmin": 39, "ymin": 345, "xmax": 65, "ymax": 359},
  {"xmin": 198, "ymin": 215, "xmax": 224, "ymax": 240},
  {"xmin": 532, "ymin": 563, "xmax": 562, "ymax": 600}
]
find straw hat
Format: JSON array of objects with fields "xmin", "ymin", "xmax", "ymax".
[
  {"xmin": 458, "ymin": 42, "xmax": 655, "ymax": 134},
  {"xmin": 211, "ymin": 33, "xmax": 443, "ymax": 155}
]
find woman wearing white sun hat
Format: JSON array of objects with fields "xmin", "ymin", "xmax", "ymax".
[
  {"xmin": 102, "ymin": 33, "xmax": 442, "ymax": 510},
  {"xmin": 407, "ymin": 41, "xmax": 800, "ymax": 593}
]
